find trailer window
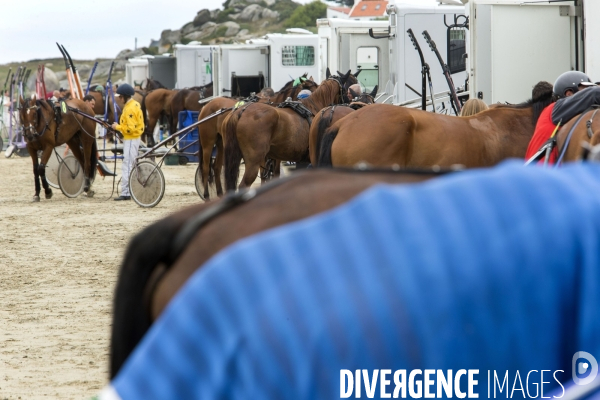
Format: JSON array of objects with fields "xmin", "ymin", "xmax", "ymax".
[
  {"xmin": 282, "ymin": 46, "xmax": 315, "ymax": 66},
  {"xmin": 356, "ymin": 47, "xmax": 379, "ymax": 91},
  {"xmin": 448, "ymin": 28, "xmax": 466, "ymax": 74}
]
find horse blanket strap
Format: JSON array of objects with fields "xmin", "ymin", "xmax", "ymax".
[{"xmin": 277, "ymin": 100, "xmax": 314, "ymax": 126}]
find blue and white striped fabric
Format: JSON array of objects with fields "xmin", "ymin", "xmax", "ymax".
[{"xmin": 107, "ymin": 161, "xmax": 600, "ymax": 399}]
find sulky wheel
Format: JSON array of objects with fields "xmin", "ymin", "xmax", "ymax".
[
  {"xmin": 57, "ymin": 155, "xmax": 85, "ymax": 198},
  {"xmin": 129, "ymin": 160, "xmax": 165, "ymax": 208},
  {"xmin": 46, "ymin": 145, "xmax": 68, "ymax": 189}
]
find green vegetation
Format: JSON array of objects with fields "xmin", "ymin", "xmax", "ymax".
[
  {"xmin": 284, "ymin": 1, "xmax": 327, "ymax": 28},
  {"xmin": 216, "ymin": 8, "xmax": 235, "ymax": 23},
  {"xmin": 272, "ymin": 0, "xmax": 301, "ymax": 21}
]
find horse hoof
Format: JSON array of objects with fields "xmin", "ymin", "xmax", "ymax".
[
  {"xmin": 45, "ymin": 190, "xmax": 53, "ymax": 200},
  {"xmin": 32, "ymin": 196, "xmax": 40, "ymax": 202},
  {"xmin": 86, "ymin": 190, "xmax": 95, "ymax": 198}
]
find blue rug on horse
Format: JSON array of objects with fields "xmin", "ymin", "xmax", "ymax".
[{"xmin": 108, "ymin": 161, "xmax": 600, "ymax": 400}]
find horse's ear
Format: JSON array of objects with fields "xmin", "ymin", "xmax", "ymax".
[
  {"xmin": 353, "ymin": 69, "xmax": 362, "ymax": 77},
  {"xmin": 370, "ymin": 85, "xmax": 378, "ymax": 97},
  {"xmin": 30, "ymin": 94, "xmax": 37, "ymax": 102},
  {"xmin": 349, "ymin": 88, "xmax": 359, "ymax": 99},
  {"xmin": 308, "ymin": 76, "xmax": 314, "ymax": 82},
  {"xmin": 342, "ymin": 70, "xmax": 351, "ymax": 82},
  {"xmin": 302, "ymin": 72, "xmax": 308, "ymax": 78},
  {"xmin": 19, "ymin": 95, "xmax": 25, "ymax": 106},
  {"xmin": 326, "ymin": 68, "xmax": 331, "ymax": 79}
]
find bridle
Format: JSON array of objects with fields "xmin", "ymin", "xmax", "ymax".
[
  {"xmin": 21, "ymin": 99, "xmax": 52, "ymax": 141},
  {"xmin": 327, "ymin": 75, "xmax": 348, "ymax": 104}
]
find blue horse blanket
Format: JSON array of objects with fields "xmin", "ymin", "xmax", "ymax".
[{"xmin": 106, "ymin": 161, "xmax": 600, "ymax": 399}]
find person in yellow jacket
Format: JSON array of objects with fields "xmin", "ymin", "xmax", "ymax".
[{"xmin": 111, "ymin": 84, "xmax": 144, "ymax": 201}]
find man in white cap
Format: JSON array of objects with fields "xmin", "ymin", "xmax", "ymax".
[{"xmin": 297, "ymin": 89, "xmax": 311, "ymax": 100}]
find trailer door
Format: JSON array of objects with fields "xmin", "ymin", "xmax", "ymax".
[
  {"xmin": 148, "ymin": 57, "xmax": 177, "ymax": 89},
  {"xmin": 471, "ymin": 2, "xmax": 573, "ymax": 104},
  {"xmin": 340, "ymin": 32, "xmax": 389, "ymax": 93}
]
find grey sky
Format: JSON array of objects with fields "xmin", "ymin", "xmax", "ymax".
[{"xmin": 0, "ymin": 0, "xmax": 258, "ymax": 63}]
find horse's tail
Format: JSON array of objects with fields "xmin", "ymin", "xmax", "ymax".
[
  {"xmin": 90, "ymin": 139, "xmax": 98, "ymax": 180},
  {"xmin": 314, "ymin": 107, "xmax": 335, "ymax": 167},
  {"xmin": 110, "ymin": 218, "xmax": 182, "ymax": 379},
  {"xmin": 141, "ymin": 92, "xmax": 149, "ymax": 130},
  {"xmin": 318, "ymin": 125, "xmax": 339, "ymax": 167},
  {"xmin": 224, "ymin": 108, "xmax": 243, "ymax": 191}
]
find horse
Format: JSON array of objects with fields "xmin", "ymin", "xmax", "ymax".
[
  {"xmin": 197, "ymin": 75, "xmax": 319, "ymax": 200},
  {"xmin": 109, "ymin": 165, "xmax": 450, "ymax": 378},
  {"xmin": 318, "ymin": 86, "xmax": 554, "ymax": 169},
  {"xmin": 553, "ymin": 107, "xmax": 600, "ymax": 163},
  {"xmin": 169, "ymin": 82, "xmax": 214, "ymax": 132},
  {"xmin": 309, "ymin": 85, "xmax": 378, "ymax": 166},
  {"xmin": 19, "ymin": 96, "xmax": 98, "ymax": 201},
  {"xmin": 140, "ymin": 88, "xmax": 178, "ymax": 146},
  {"xmin": 223, "ymin": 70, "xmax": 356, "ymax": 191},
  {"xmin": 141, "ymin": 78, "xmax": 165, "ymax": 91}
]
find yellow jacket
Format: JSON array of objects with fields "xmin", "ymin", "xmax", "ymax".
[{"xmin": 115, "ymin": 99, "xmax": 144, "ymax": 140}]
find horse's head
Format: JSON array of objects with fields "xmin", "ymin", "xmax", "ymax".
[
  {"xmin": 299, "ymin": 75, "xmax": 319, "ymax": 94},
  {"xmin": 19, "ymin": 95, "xmax": 48, "ymax": 142},
  {"xmin": 336, "ymin": 70, "xmax": 360, "ymax": 103},
  {"xmin": 353, "ymin": 85, "xmax": 378, "ymax": 104}
]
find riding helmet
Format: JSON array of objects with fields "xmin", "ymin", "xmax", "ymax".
[
  {"xmin": 116, "ymin": 83, "xmax": 135, "ymax": 97},
  {"xmin": 553, "ymin": 71, "xmax": 593, "ymax": 98}
]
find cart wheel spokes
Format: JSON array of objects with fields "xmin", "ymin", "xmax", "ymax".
[
  {"xmin": 57, "ymin": 155, "xmax": 85, "ymax": 198},
  {"xmin": 130, "ymin": 160, "xmax": 165, "ymax": 208}
]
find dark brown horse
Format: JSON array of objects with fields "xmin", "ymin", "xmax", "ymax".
[
  {"xmin": 140, "ymin": 88, "xmax": 178, "ymax": 144},
  {"xmin": 223, "ymin": 71, "xmax": 356, "ymax": 191},
  {"xmin": 141, "ymin": 78, "xmax": 165, "ymax": 91},
  {"xmin": 309, "ymin": 85, "xmax": 378, "ymax": 166},
  {"xmin": 318, "ymin": 90, "xmax": 553, "ymax": 169},
  {"xmin": 19, "ymin": 96, "xmax": 98, "ymax": 201},
  {"xmin": 169, "ymin": 82, "xmax": 214, "ymax": 132},
  {"xmin": 110, "ymin": 166, "xmax": 449, "ymax": 379},
  {"xmin": 197, "ymin": 76, "xmax": 319, "ymax": 199}
]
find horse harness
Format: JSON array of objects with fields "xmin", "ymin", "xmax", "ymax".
[
  {"xmin": 21, "ymin": 99, "xmax": 62, "ymax": 141},
  {"xmin": 556, "ymin": 105, "xmax": 600, "ymax": 166},
  {"xmin": 277, "ymin": 98, "xmax": 314, "ymax": 126}
]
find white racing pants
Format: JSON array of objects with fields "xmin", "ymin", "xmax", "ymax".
[{"xmin": 121, "ymin": 138, "xmax": 141, "ymax": 196}]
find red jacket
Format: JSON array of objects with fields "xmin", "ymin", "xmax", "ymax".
[{"xmin": 524, "ymin": 103, "xmax": 557, "ymax": 163}]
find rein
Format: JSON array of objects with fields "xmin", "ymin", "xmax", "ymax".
[{"xmin": 556, "ymin": 106, "xmax": 600, "ymax": 167}]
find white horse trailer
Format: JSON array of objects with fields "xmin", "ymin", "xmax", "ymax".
[
  {"xmin": 125, "ymin": 57, "xmax": 149, "ymax": 87},
  {"xmin": 467, "ymin": 0, "xmax": 594, "ymax": 105},
  {"xmin": 247, "ymin": 33, "xmax": 319, "ymax": 91},
  {"xmin": 385, "ymin": 1, "xmax": 467, "ymax": 110},
  {"xmin": 317, "ymin": 19, "xmax": 390, "ymax": 93},
  {"xmin": 174, "ymin": 44, "xmax": 216, "ymax": 89}
]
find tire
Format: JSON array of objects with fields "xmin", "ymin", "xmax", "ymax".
[
  {"xmin": 129, "ymin": 160, "xmax": 165, "ymax": 208},
  {"xmin": 46, "ymin": 145, "xmax": 69, "ymax": 189},
  {"xmin": 57, "ymin": 155, "xmax": 85, "ymax": 198}
]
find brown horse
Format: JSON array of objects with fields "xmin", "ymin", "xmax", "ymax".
[
  {"xmin": 318, "ymin": 90, "xmax": 553, "ymax": 169},
  {"xmin": 552, "ymin": 108, "xmax": 600, "ymax": 163},
  {"xmin": 141, "ymin": 78, "xmax": 165, "ymax": 91},
  {"xmin": 169, "ymin": 82, "xmax": 214, "ymax": 132},
  {"xmin": 19, "ymin": 96, "xmax": 98, "ymax": 201},
  {"xmin": 309, "ymin": 86, "xmax": 378, "ymax": 165},
  {"xmin": 197, "ymin": 76, "xmax": 319, "ymax": 199},
  {"xmin": 90, "ymin": 89, "xmax": 147, "ymax": 142},
  {"xmin": 110, "ymin": 166, "xmax": 449, "ymax": 378},
  {"xmin": 223, "ymin": 71, "xmax": 356, "ymax": 191},
  {"xmin": 140, "ymin": 88, "xmax": 178, "ymax": 145}
]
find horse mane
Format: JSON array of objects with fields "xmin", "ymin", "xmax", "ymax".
[{"xmin": 300, "ymin": 79, "xmax": 339, "ymax": 114}]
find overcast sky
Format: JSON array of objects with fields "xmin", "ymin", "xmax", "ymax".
[
  {"xmin": 0, "ymin": 0, "xmax": 438, "ymax": 64},
  {"xmin": 0, "ymin": 0, "xmax": 240, "ymax": 64}
]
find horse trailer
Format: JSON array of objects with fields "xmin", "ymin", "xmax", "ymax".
[
  {"xmin": 125, "ymin": 57, "xmax": 150, "ymax": 87},
  {"xmin": 468, "ymin": 0, "xmax": 600, "ymax": 105},
  {"xmin": 174, "ymin": 33, "xmax": 319, "ymax": 98},
  {"xmin": 174, "ymin": 44, "xmax": 215, "ymax": 89},
  {"xmin": 317, "ymin": 19, "xmax": 390, "ymax": 94},
  {"xmin": 383, "ymin": 1, "xmax": 467, "ymax": 110},
  {"xmin": 148, "ymin": 55, "xmax": 177, "ymax": 90}
]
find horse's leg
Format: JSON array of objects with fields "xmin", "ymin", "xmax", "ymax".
[
  {"xmin": 214, "ymin": 134, "xmax": 224, "ymax": 197},
  {"xmin": 274, "ymin": 159, "xmax": 281, "ymax": 178},
  {"xmin": 38, "ymin": 145, "xmax": 54, "ymax": 199},
  {"xmin": 79, "ymin": 135, "xmax": 94, "ymax": 194},
  {"xmin": 28, "ymin": 146, "xmax": 41, "ymax": 202},
  {"xmin": 200, "ymin": 123, "xmax": 216, "ymax": 199}
]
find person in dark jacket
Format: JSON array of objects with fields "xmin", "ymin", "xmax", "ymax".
[{"xmin": 525, "ymin": 71, "xmax": 598, "ymax": 164}]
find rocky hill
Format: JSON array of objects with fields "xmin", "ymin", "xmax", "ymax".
[{"xmin": 116, "ymin": 0, "xmax": 312, "ymax": 59}]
